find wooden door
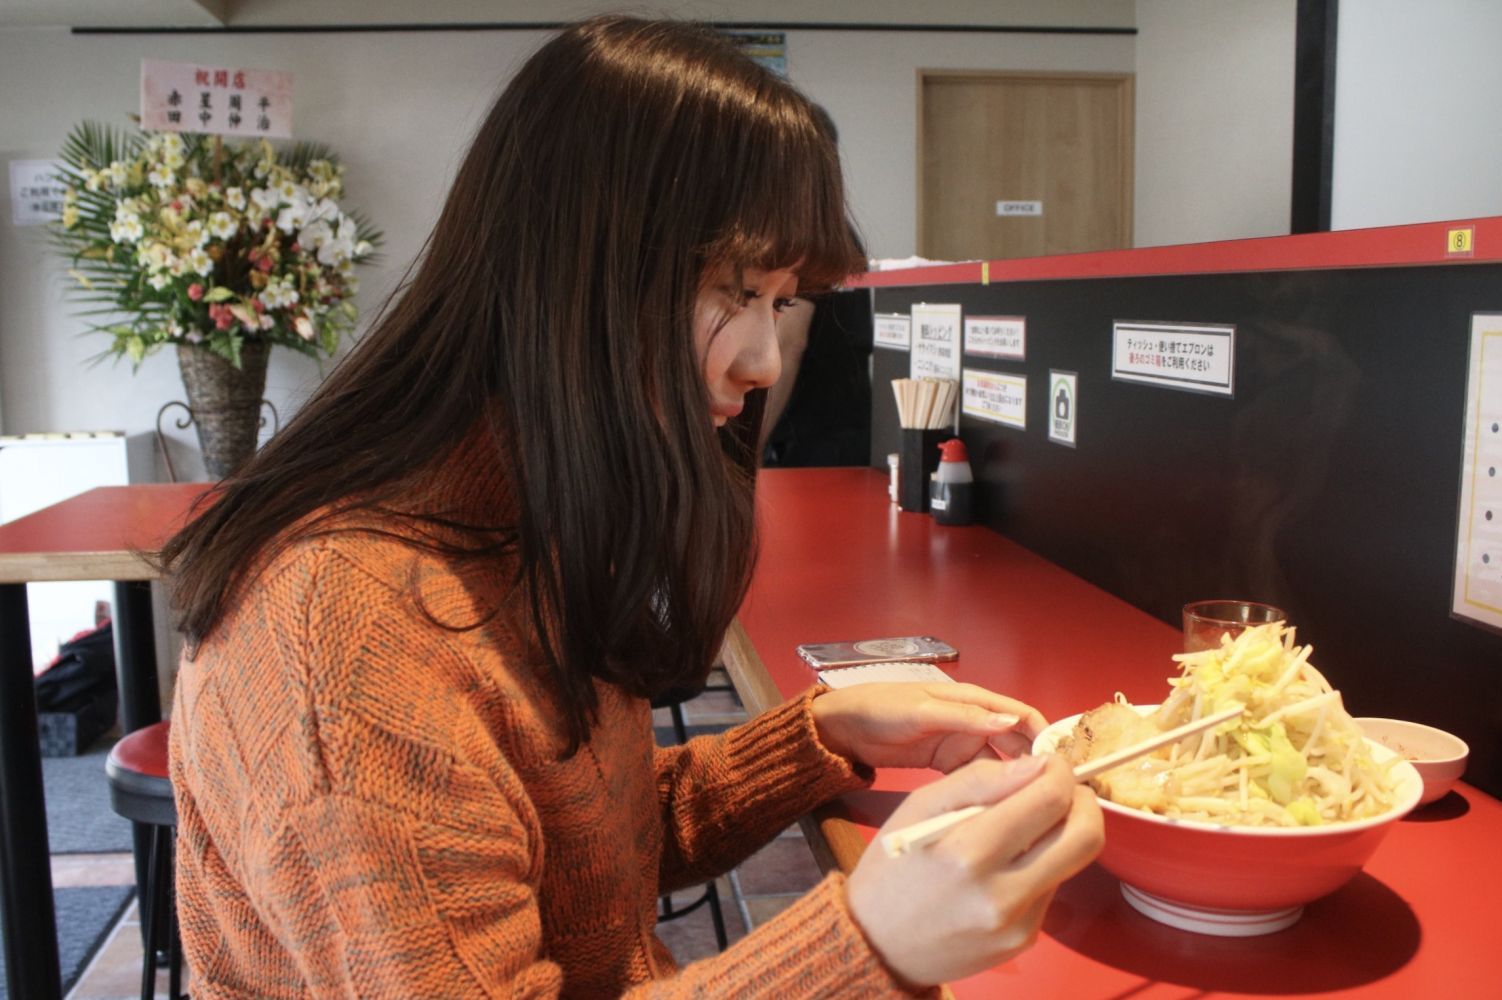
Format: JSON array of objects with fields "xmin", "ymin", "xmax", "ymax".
[{"xmin": 919, "ymin": 71, "xmax": 1134, "ymax": 261}]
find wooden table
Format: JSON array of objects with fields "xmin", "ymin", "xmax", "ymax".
[
  {"xmin": 722, "ymin": 468, "xmax": 1502, "ymax": 999},
  {"xmin": 0, "ymin": 484, "xmax": 207, "ymax": 1000}
]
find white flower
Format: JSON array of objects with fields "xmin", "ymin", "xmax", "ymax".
[
  {"xmin": 208, "ymin": 211, "xmax": 237, "ymax": 240},
  {"xmin": 182, "ymin": 220, "xmax": 209, "ymax": 249},
  {"xmin": 275, "ymin": 200, "xmax": 308, "ymax": 235},
  {"xmin": 299, "ymin": 219, "xmax": 332, "ymax": 252},
  {"xmin": 225, "ymin": 187, "xmax": 246, "ymax": 210},
  {"xmin": 84, "ymin": 169, "xmax": 103, "ymax": 193},
  {"xmin": 106, "ymin": 162, "xmax": 128, "ymax": 187},
  {"xmin": 316, "ymin": 217, "xmax": 358, "ymax": 267},
  {"xmin": 276, "ymin": 179, "xmax": 301, "ymax": 204},
  {"xmin": 305, "ymin": 197, "xmax": 338, "ymax": 226},
  {"xmin": 160, "ymin": 132, "xmax": 184, "ymax": 156},
  {"xmin": 186, "ymin": 247, "xmax": 213, "ymax": 276},
  {"xmin": 250, "ymin": 187, "xmax": 279, "ymax": 211},
  {"xmin": 110, "ymin": 213, "xmax": 144, "ymax": 243},
  {"xmin": 294, "ymin": 315, "xmax": 315, "ymax": 341},
  {"xmin": 148, "ymin": 163, "xmax": 175, "ymax": 188},
  {"xmin": 147, "ymin": 271, "xmax": 172, "ymax": 290},
  {"xmin": 259, "ymin": 314, "xmax": 275, "ymax": 331},
  {"xmin": 139, "ymin": 242, "xmax": 175, "ymax": 273},
  {"xmin": 259, "ymin": 276, "xmax": 299, "ymax": 310},
  {"xmin": 163, "ymin": 149, "xmax": 185, "ymax": 170}
]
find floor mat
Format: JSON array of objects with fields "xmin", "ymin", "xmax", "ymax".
[
  {"xmin": 0, "ymin": 884, "xmax": 135, "ymax": 999},
  {"xmin": 43, "ymin": 739, "xmax": 134, "ymax": 854}
]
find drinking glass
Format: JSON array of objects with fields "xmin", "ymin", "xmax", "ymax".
[{"xmin": 1182, "ymin": 599, "xmax": 1286, "ymax": 653}]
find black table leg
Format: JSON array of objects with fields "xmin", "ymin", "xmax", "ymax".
[
  {"xmin": 0, "ymin": 582, "xmax": 63, "ymax": 1000},
  {"xmin": 113, "ymin": 581, "xmax": 166, "ymax": 952}
]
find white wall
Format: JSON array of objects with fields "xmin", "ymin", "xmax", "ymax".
[
  {"xmin": 1133, "ymin": 0, "xmax": 1296, "ymax": 248},
  {"xmin": 1331, "ymin": 0, "xmax": 1502, "ymax": 230},
  {"xmin": 0, "ymin": 2, "xmax": 1133, "ymax": 456}
]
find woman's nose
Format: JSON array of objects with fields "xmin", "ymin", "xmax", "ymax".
[{"xmin": 735, "ymin": 308, "xmax": 782, "ymax": 390}]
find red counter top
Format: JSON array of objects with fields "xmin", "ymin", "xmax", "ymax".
[
  {"xmin": 724, "ymin": 467, "xmax": 1502, "ymax": 999},
  {"xmin": 0, "ymin": 483, "xmax": 210, "ymax": 583}
]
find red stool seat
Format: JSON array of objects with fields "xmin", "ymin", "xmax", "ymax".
[
  {"xmin": 104, "ymin": 719, "xmax": 184, "ymax": 999},
  {"xmin": 108, "ymin": 719, "xmax": 171, "ymax": 778},
  {"xmin": 105, "ymin": 720, "xmax": 176, "ymax": 829}
]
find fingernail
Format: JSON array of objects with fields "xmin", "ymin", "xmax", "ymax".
[
  {"xmin": 1009, "ymin": 753, "xmax": 1048, "ymax": 776},
  {"xmin": 989, "ymin": 713, "xmax": 1020, "ymax": 729}
]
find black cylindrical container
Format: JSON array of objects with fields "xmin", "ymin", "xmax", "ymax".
[{"xmin": 899, "ymin": 428, "xmax": 945, "ymax": 512}]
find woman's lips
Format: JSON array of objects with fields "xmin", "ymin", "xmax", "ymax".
[{"xmin": 711, "ymin": 401, "xmax": 743, "ymax": 424}]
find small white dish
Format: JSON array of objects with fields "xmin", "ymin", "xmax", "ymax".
[{"xmin": 1354, "ymin": 718, "xmax": 1468, "ymax": 806}]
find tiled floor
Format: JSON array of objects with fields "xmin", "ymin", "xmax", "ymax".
[{"xmin": 65, "ymin": 671, "xmax": 826, "ymax": 995}]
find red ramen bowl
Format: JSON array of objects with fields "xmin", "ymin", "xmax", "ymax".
[{"xmin": 1034, "ymin": 709, "xmax": 1423, "ymax": 936}]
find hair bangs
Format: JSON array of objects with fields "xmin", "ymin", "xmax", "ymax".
[{"xmin": 702, "ymin": 91, "xmax": 866, "ymax": 294}]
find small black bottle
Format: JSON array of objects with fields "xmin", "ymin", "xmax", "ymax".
[{"xmin": 930, "ymin": 438, "xmax": 974, "ymax": 526}]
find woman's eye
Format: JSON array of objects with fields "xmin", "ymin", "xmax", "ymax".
[{"xmin": 773, "ymin": 297, "xmax": 799, "ymax": 313}]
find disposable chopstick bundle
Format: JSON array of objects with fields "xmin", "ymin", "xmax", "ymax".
[{"xmin": 891, "ymin": 377, "xmax": 957, "ymax": 429}]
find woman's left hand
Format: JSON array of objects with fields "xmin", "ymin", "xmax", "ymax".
[{"xmin": 809, "ymin": 682, "xmax": 1047, "ymax": 772}]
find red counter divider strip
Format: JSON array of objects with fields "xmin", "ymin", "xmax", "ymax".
[{"xmin": 848, "ymin": 215, "xmax": 1502, "ymax": 288}]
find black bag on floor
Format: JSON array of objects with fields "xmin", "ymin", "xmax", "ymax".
[{"xmin": 34, "ymin": 621, "xmax": 118, "ymax": 756}]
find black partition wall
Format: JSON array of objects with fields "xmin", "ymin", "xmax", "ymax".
[{"xmin": 864, "ymin": 252, "xmax": 1502, "ymax": 800}]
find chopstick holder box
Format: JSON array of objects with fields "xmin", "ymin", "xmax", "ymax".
[{"xmin": 899, "ymin": 428, "xmax": 946, "ymax": 512}]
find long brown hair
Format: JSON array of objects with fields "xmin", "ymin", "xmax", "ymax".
[{"xmin": 160, "ymin": 16, "xmax": 865, "ymax": 750}]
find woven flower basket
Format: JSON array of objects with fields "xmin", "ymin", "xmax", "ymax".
[{"xmin": 176, "ymin": 339, "xmax": 270, "ymax": 479}]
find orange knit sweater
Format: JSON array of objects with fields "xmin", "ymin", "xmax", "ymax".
[{"xmin": 169, "ymin": 444, "xmax": 920, "ymax": 998}]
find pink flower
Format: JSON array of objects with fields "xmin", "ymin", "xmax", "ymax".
[
  {"xmin": 256, "ymin": 255, "xmax": 274, "ymax": 273},
  {"xmin": 187, "ymin": 283, "xmax": 204, "ymax": 301}
]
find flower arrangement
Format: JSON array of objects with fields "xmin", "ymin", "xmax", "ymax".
[{"xmin": 50, "ymin": 122, "xmax": 382, "ymax": 368}]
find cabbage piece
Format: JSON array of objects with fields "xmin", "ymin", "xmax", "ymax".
[
  {"xmin": 1265, "ymin": 723, "xmax": 1307, "ymax": 804},
  {"xmin": 1286, "ymin": 796, "xmax": 1323, "ymax": 825}
]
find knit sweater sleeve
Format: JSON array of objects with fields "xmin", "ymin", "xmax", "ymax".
[{"xmin": 653, "ymin": 687, "xmax": 872, "ymax": 891}]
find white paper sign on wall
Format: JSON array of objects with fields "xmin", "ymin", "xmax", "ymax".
[
  {"xmin": 874, "ymin": 313, "xmax": 912, "ymax": 351},
  {"xmin": 1112, "ymin": 320, "xmax": 1235, "ymax": 396},
  {"xmin": 141, "ymin": 59, "xmax": 294, "ymax": 138},
  {"xmin": 965, "ymin": 315, "xmax": 1025, "ymax": 360},
  {"xmin": 1452, "ymin": 312, "xmax": 1502, "ymax": 634},
  {"xmin": 962, "ymin": 368, "xmax": 1026, "ymax": 429},
  {"xmin": 9, "ymin": 159, "xmax": 65, "ymax": 226},
  {"xmin": 910, "ymin": 303, "xmax": 962, "ymax": 380},
  {"xmin": 1048, "ymin": 370, "xmax": 1077, "ymax": 447}
]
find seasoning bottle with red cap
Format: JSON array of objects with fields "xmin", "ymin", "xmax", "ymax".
[{"xmin": 929, "ymin": 438, "xmax": 974, "ymax": 526}]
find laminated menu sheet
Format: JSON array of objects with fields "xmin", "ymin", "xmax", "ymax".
[{"xmin": 817, "ymin": 660, "xmax": 956, "ymax": 688}]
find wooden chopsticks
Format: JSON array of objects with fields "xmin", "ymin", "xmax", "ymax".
[{"xmin": 880, "ymin": 705, "xmax": 1245, "ymax": 857}]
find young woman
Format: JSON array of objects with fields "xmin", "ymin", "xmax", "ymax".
[{"xmin": 162, "ymin": 16, "xmax": 1102, "ymax": 997}]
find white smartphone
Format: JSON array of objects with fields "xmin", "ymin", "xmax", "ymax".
[{"xmin": 796, "ymin": 636, "xmax": 958, "ymax": 670}]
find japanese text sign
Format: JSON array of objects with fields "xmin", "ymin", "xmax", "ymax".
[
  {"xmin": 874, "ymin": 313, "xmax": 912, "ymax": 351},
  {"xmin": 910, "ymin": 303, "xmax": 962, "ymax": 380},
  {"xmin": 10, "ymin": 159, "xmax": 65, "ymax": 226},
  {"xmin": 962, "ymin": 368, "xmax": 1027, "ymax": 429},
  {"xmin": 1111, "ymin": 320, "xmax": 1235, "ymax": 396},
  {"xmin": 965, "ymin": 315, "xmax": 1026, "ymax": 361},
  {"xmin": 141, "ymin": 59, "xmax": 293, "ymax": 138}
]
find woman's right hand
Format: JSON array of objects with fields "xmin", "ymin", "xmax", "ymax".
[{"xmin": 843, "ymin": 753, "xmax": 1104, "ymax": 988}]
